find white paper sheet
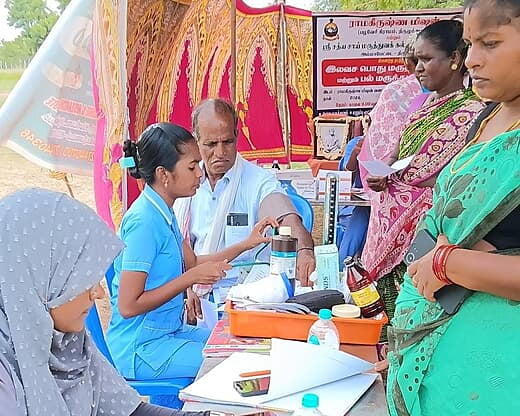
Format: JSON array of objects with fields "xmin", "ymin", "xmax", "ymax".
[
  {"xmin": 180, "ymin": 353, "xmax": 271, "ymax": 407},
  {"xmin": 266, "ymin": 373, "xmax": 377, "ymax": 416},
  {"xmin": 266, "ymin": 339, "xmax": 373, "ymax": 401},
  {"xmin": 196, "ymin": 298, "xmax": 218, "ymax": 330},
  {"xmin": 360, "ymin": 155, "xmax": 414, "ymax": 177},
  {"xmin": 180, "ymin": 339, "xmax": 376, "ymax": 415},
  {"xmin": 242, "ymin": 264, "xmax": 271, "ymax": 284}
]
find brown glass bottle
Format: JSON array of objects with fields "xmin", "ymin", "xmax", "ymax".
[{"xmin": 344, "ymin": 257, "xmax": 385, "ymax": 318}]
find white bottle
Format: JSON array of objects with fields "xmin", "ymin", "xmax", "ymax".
[
  {"xmin": 293, "ymin": 393, "xmax": 324, "ymax": 416},
  {"xmin": 270, "ymin": 226, "xmax": 297, "ymax": 288},
  {"xmin": 307, "ymin": 309, "xmax": 340, "ymax": 350}
]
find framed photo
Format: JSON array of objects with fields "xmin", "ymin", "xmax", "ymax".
[
  {"xmin": 315, "ymin": 122, "xmax": 347, "ymax": 160},
  {"xmin": 312, "ymin": 115, "xmax": 370, "ymax": 160}
]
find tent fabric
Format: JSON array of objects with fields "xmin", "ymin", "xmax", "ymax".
[{"xmin": 93, "ymin": 0, "xmax": 313, "ymax": 228}]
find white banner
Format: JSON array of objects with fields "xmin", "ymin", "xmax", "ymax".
[
  {"xmin": 313, "ymin": 9, "xmax": 460, "ymax": 113},
  {"xmin": 0, "ymin": 0, "xmax": 96, "ymax": 175}
]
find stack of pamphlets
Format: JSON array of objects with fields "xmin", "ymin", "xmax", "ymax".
[{"xmin": 202, "ymin": 316, "xmax": 271, "ymax": 358}]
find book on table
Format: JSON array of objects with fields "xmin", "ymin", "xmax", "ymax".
[
  {"xmin": 181, "ymin": 338, "xmax": 377, "ymax": 416},
  {"xmin": 202, "ymin": 316, "xmax": 271, "ymax": 358}
]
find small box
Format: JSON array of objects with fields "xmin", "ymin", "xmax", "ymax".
[
  {"xmin": 317, "ymin": 169, "xmax": 352, "ymax": 198},
  {"xmin": 275, "ymin": 169, "xmax": 317, "ymax": 199},
  {"xmin": 291, "ymin": 179, "xmax": 317, "ymax": 199},
  {"xmin": 314, "ymin": 244, "xmax": 340, "ymax": 290},
  {"xmin": 275, "ymin": 169, "xmax": 314, "ymax": 181}
]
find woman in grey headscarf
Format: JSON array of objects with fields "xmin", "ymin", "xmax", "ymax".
[{"xmin": 0, "ymin": 188, "xmax": 210, "ymax": 416}]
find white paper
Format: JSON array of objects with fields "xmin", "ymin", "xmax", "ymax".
[
  {"xmin": 266, "ymin": 338, "xmax": 373, "ymax": 401},
  {"xmin": 317, "ymin": 169, "xmax": 352, "ymax": 196},
  {"xmin": 266, "ymin": 373, "xmax": 377, "ymax": 416},
  {"xmin": 243, "ymin": 264, "xmax": 271, "ymax": 284},
  {"xmin": 213, "ymin": 268, "xmax": 241, "ymax": 304},
  {"xmin": 351, "ymin": 188, "xmax": 370, "ymax": 200},
  {"xmin": 180, "ymin": 353, "xmax": 272, "ymax": 407},
  {"xmin": 275, "ymin": 169, "xmax": 317, "ymax": 199},
  {"xmin": 196, "ymin": 299, "xmax": 218, "ymax": 330},
  {"xmin": 360, "ymin": 155, "xmax": 414, "ymax": 177},
  {"xmin": 180, "ymin": 339, "xmax": 376, "ymax": 415},
  {"xmin": 391, "ymin": 155, "xmax": 414, "ymax": 171}
]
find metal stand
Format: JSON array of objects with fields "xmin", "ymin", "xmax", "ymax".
[{"xmin": 322, "ymin": 172, "xmax": 339, "ymax": 245}]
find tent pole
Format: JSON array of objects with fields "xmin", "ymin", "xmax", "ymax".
[
  {"xmin": 231, "ymin": 0, "xmax": 237, "ymax": 106},
  {"xmin": 277, "ymin": 0, "xmax": 292, "ymax": 167}
]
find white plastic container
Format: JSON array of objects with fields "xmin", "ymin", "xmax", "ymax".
[{"xmin": 307, "ymin": 309, "xmax": 340, "ymax": 350}]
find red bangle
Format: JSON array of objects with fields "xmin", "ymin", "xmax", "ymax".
[
  {"xmin": 432, "ymin": 244, "xmax": 459, "ymax": 285},
  {"xmin": 433, "ymin": 248, "xmax": 449, "ymax": 284}
]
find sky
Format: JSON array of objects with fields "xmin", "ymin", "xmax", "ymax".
[
  {"xmin": 0, "ymin": 0, "xmax": 314, "ymax": 42},
  {"xmin": 0, "ymin": 0, "xmax": 18, "ymax": 41}
]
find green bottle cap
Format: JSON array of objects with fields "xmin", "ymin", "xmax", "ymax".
[
  {"xmin": 302, "ymin": 393, "xmax": 319, "ymax": 408},
  {"xmin": 318, "ymin": 309, "xmax": 332, "ymax": 320},
  {"xmin": 308, "ymin": 335, "xmax": 320, "ymax": 345}
]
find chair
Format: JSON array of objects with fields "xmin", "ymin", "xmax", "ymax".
[
  {"xmin": 85, "ymin": 267, "xmax": 192, "ymax": 396},
  {"xmin": 287, "ymin": 191, "xmax": 314, "ymax": 232}
]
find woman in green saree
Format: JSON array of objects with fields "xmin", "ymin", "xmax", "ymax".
[{"xmin": 387, "ymin": 1, "xmax": 520, "ymax": 414}]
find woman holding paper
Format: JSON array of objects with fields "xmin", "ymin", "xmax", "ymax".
[
  {"xmin": 107, "ymin": 123, "xmax": 276, "ymax": 407},
  {"xmin": 357, "ymin": 34, "xmax": 423, "ymax": 192},
  {"xmin": 388, "ymin": 0, "xmax": 520, "ymax": 413},
  {"xmin": 361, "ymin": 20, "xmax": 485, "ymax": 320}
]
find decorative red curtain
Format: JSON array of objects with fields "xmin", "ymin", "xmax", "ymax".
[{"xmin": 94, "ymin": 0, "xmax": 313, "ymax": 227}]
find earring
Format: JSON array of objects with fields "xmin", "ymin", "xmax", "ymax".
[
  {"xmin": 451, "ymin": 63, "xmax": 458, "ymax": 71},
  {"xmin": 164, "ymin": 181, "xmax": 168, "ymax": 188},
  {"xmin": 89, "ymin": 286, "xmax": 98, "ymax": 299}
]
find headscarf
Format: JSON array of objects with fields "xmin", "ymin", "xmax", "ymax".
[{"xmin": 0, "ymin": 189, "xmax": 141, "ymax": 415}]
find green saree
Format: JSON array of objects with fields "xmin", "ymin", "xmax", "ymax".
[{"xmin": 387, "ymin": 128, "xmax": 520, "ymax": 415}]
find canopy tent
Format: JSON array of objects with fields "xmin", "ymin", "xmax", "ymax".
[
  {"xmin": 0, "ymin": 0, "xmax": 313, "ymax": 229},
  {"xmin": 93, "ymin": 0, "xmax": 313, "ymax": 228}
]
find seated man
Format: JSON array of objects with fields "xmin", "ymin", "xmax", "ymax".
[{"xmin": 175, "ymin": 98, "xmax": 315, "ymax": 301}]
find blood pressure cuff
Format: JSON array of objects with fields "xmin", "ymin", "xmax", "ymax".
[
  {"xmin": 286, "ymin": 290, "xmax": 345, "ymax": 313},
  {"xmin": 258, "ymin": 192, "xmax": 300, "ymax": 222}
]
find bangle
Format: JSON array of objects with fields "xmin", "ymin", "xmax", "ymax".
[
  {"xmin": 432, "ymin": 244, "xmax": 459, "ymax": 285},
  {"xmin": 432, "ymin": 245, "xmax": 457, "ymax": 284},
  {"xmin": 297, "ymin": 247, "xmax": 314, "ymax": 253}
]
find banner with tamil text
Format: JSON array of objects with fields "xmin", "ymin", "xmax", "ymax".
[{"xmin": 313, "ymin": 9, "xmax": 460, "ymax": 114}]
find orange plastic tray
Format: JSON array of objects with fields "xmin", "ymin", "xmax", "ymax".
[{"xmin": 227, "ymin": 302, "xmax": 388, "ymax": 345}]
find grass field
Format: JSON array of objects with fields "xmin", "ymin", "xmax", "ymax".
[{"xmin": 0, "ymin": 70, "xmax": 23, "ymax": 107}]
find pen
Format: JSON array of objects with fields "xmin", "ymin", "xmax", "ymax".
[
  {"xmin": 238, "ymin": 369, "xmax": 271, "ymax": 378},
  {"xmin": 256, "ymin": 404, "xmax": 291, "ymax": 413}
]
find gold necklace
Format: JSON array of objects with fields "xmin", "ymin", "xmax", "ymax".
[{"xmin": 449, "ymin": 104, "xmax": 520, "ymax": 175}]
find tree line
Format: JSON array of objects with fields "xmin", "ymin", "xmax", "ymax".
[
  {"xmin": 0, "ymin": 0, "xmax": 71, "ymax": 66},
  {"xmin": 313, "ymin": 0, "xmax": 463, "ymax": 11}
]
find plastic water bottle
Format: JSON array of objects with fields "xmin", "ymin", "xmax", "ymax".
[
  {"xmin": 293, "ymin": 393, "xmax": 324, "ymax": 415},
  {"xmin": 307, "ymin": 309, "xmax": 340, "ymax": 350}
]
